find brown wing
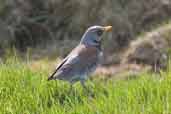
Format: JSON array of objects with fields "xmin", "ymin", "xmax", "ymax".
[{"xmin": 48, "ymin": 44, "xmax": 100, "ymax": 81}]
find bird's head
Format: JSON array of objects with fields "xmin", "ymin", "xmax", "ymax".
[{"xmin": 80, "ymin": 25, "xmax": 112, "ymax": 46}]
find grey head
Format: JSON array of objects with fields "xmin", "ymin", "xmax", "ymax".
[{"xmin": 80, "ymin": 25, "xmax": 112, "ymax": 47}]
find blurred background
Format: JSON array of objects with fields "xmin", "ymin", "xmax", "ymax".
[{"xmin": 0, "ymin": 0, "xmax": 171, "ymax": 72}]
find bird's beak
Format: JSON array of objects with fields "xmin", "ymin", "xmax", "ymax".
[{"xmin": 103, "ymin": 26, "xmax": 112, "ymax": 32}]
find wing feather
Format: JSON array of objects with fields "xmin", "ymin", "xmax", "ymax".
[
  {"xmin": 48, "ymin": 58, "xmax": 68, "ymax": 80},
  {"xmin": 48, "ymin": 44, "xmax": 100, "ymax": 81}
]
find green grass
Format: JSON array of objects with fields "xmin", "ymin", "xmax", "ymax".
[{"xmin": 0, "ymin": 58, "xmax": 171, "ymax": 114}]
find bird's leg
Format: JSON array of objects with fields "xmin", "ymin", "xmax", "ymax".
[
  {"xmin": 80, "ymin": 80, "xmax": 89, "ymax": 92},
  {"xmin": 68, "ymin": 81, "xmax": 75, "ymax": 94},
  {"xmin": 80, "ymin": 80, "xmax": 94, "ymax": 97},
  {"xmin": 80, "ymin": 80, "xmax": 89, "ymax": 91},
  {"xmin": 70, "ymin": 84, "xmax": 73, "ymax": 91}
]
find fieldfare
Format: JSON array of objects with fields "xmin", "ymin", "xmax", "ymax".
[{"xmin": 48, "ymin": 25, "xmax": 112, "ymax": 88}]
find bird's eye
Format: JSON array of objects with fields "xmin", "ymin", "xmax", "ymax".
[{"xmin": 96, "ymin": 30, "xmax": 103, "ymax": 36}]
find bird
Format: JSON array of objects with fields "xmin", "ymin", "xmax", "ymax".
[{"xmin": 48, "ymin": 25, "xmax": 112, "ymax": 88}]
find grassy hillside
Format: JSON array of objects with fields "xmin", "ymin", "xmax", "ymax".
[{"xmin": 0, "ymin": 58, "xmax": 171, "ymax": 114}]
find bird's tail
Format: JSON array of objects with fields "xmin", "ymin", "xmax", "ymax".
[
  {"xmin": 47, "ymin": 76, "xmax": 53, "ymax": 81},
  {"xmin": 47, "ymin": 71, "xmax": 56, "ymax": 81}
]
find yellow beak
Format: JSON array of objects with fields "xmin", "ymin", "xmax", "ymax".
[{"xmin": 104, "ymin": 26, "xmax": 112, "ymax": 32}]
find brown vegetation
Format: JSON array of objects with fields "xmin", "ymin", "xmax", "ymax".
[{"xmin": 123, "ymin": 24, "xmax": 171, "ymax": 71}]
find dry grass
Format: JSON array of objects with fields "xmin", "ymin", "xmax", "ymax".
[{"xmin": 122, "ymin": 23, "xmax": 171, "ymax": 71}]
